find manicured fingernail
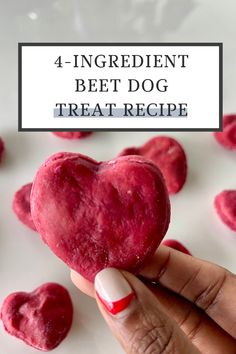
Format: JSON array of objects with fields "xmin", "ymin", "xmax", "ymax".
[{"xmin": 95, "ymin": 268, "xmax": 134, "ymax": 315}]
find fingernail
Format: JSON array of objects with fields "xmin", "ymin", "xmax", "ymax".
[{"xmin": 95, "ymin": 268, "xmax": 135, "ymax": 315}]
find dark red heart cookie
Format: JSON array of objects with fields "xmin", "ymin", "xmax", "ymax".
[
  {"xmin": 0, "ymin": 136, "xmax": 4, "ymax": 163},
  {"xmin": 52, "ymin": 132, "xmax": 92, "ymax": 139},
  {"xmin": 31, "ymin": 153, "xmax": 170, "ymax": 281},
  {"xmin": 162, "ymin": 239, "xmax": 191, "ymax": 255},
  {"xmin": 119, "ymin": 136, "xmax": 187, "ymax": 194},
  {"xmin": 1, "ymin": 283, "xmax": 73, "ymax": 351},
  {"xmin": 214, "ymin": 114, "xmax": 236, "ymax": 150},
  {"xmin": 214, "ymin": 190, "xmax": 236, "ymax": 231},
  {"xmin": 13, "ymin": 183, "xmax": 36, "ymax": 231}
]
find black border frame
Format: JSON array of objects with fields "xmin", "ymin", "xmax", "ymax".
[{"xmin": 18, "ymin": 42, "xmax": 223, "ymax": 132}]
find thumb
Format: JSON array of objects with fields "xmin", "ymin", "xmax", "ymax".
[{"xmin": 95, "ymin": 268, "xmax": 200, "ymax": 354}]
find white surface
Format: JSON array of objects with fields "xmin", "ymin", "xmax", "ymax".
[{"xmin": 0, "ymin": 1, "xmax": 236, "ymax": 354}]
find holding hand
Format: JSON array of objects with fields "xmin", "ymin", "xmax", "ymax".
[{"xmin": 71, "ymin": 246, "xmax": 236, "ymax": 354}]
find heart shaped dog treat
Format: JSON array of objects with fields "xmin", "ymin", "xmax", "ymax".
[
  {"xmin": 214, "ymin": 114, "xmax": 236, "ymax": 150},
  {"xmin": 162, "ymin": 239, "xmax": 191, "ymax": 255},
  {"xmin": 53, "ymin": 131, "xmax": 92, "ymax": 139},
  {"xmin": 119, "ymin": 136, "xmax": 187, "ymax": 194},
  {"xmin": 0, "ymin": 136, "xmax": 4, "ymax": 163},
  {"xmin": 0, "ymin": 283, "xmax": 73, "ymax": 351},
  {"xmin": 214, "ymin": 190, "xmax": 236, "ymax": 231},
  {"xmin": 13, "ymin": 183, "xmax": 36, "ymax": 231},
  {"xmin": 31, "ymin": 153, "xmax": 170, "ymax": 281}
]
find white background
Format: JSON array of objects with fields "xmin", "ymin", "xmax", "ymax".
[
  {"xmin": 21, "ymin": 45, "xmax": 220, "ymax": 130},
  {"xmin": 1, "ymin": 1, "xmax": 236, "ymax": 354}
]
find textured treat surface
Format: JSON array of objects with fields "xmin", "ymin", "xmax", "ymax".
[
  {"xmin": 119, "ymin": 136, "xmax": 187, "ymax": 194},
  {"xmin": 53, "ymin": 132, "xmax": 92, "ymax": 139},
  {"xmin": 13, "ymin": 183, "xmax": 36, "ymax": 231},
  {"xmin": 31, "ymin": 153, "xmax": 170, "ymax": 281},
  {"xmin": 214, "ymin": 114, "xmax": 236, "ymax": 150},
  {"xmin": 0, "ymin": 136, "xmax": 4, "ymax": 162},
  {"xmin": 0, "ymin": 283, "xmax": 73, "ymax": 351},
  {"xmin": 215, "ymin": 190, "xmax": 236, "ymax": 231},
  {"xmin": 162, "ymin": 239, "xmax": 191, "ymax": 255}
]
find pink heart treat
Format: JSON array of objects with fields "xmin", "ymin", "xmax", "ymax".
[
  {"xmin": 13, "ymin": 183, "xmax": 36, "ymax": 231},
  {"xmin": 119, "ymin": 136, "xmax": 187, "ymax": 194},
  {"xmin": 31, "ymin": 152, "xmax": 170, "ymax": 281},
  {"xmin": 52, "ymin": 132, "xmax": 92, "ymax": 139},
  {"xmin": 214, "ymin": 190, "xmax": 236, "ymax": 231},
  {"xmin": 162, "ymin": 239, "xmax": 191, "ymax": 255},
  {"xmin": 214, "ymin": 114, "xmax": 236, "ymax": 150},
  {"xmin": 0, "ymin": 136, "xmax": 5, "ymax": 163},
  {"xmin": 1, "ymin": 283, "xmax": 73, "ymax": 351}
]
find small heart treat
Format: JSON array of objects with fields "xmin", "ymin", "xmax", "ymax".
[
  {"xmin": 0, "ymin": 283, "xmax": 73, "ymax": 351},
  {"xmin": 0, "ymin": 136, "xmax": 4, "ymax": 163},
  {"xmin": 214, "ymin": 114, "xmax": 236, "ymax": 150},
  {"xmin": 162, "ymin": 239, "xmax": 191, "ymax": 255},
  {"xmin": 53, "ymin": 132, "xmax": 92, "ymax": 139},
  {"xmin": 31, "ymin": 153, "xmax": 170, "ymax": 281},
  {"xmin": 214, "ymin": 190, "xmax": 236, "ymax": 231},
  {"xmin": 13, "ymin": 183, "xmax": 36, "ymax": 231},
  {"xmin": 119, "ymin": 136, "xmax": 187, "ymax": 194}
]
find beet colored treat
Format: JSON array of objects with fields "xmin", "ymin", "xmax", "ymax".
[
  {"xmin": 0, "ymin": 136, "xmax": 4, "ymax": 163},
  {"xmin": 12, "ymin": 183, "xmax": 36, "ymax": 231},
  {"xmin": 214, "ymin": 190, "xmax": 236, "ymax": 231},
  {"xmin": 52, "ymin": 132, "xmax": 92, "ymax": 139},
  {"xmin": 0, "ymin": 283, "xmax": 73, "ymax": 351},
  {"xmin": 162, "ymin": 239, "xmax": 191, "ymax": 255},
  {"xmin": 31, "ymin": 152, "xmax": 170, "ymax": 282},
  {"xmin": 119, "ymin": 136, "xmax": 187, "ymax": 194},
  {"xmin": 214, "ymin": 114, "xmax": 236, "ymax": 150}
]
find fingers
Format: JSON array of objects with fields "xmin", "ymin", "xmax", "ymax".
[
  {"xmin": 71, "ymin": 267, "xmax": 236, "ymax": 352},
  {"xmin": 94, "ymin": 268, "xmax": 200, "ymax": 354},
  {"xmin": 139, "ymin": 245, "xmax": 236, "ymax": 339},
  {"xmin": 149, "ymin": 283, "xmax": 236, "ymax": 353},
  {"xmin": 70, "ymin": 270, "xmax": 94, "ymax": 297}
]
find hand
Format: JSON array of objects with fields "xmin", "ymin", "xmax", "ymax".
[{"xmin": 71, "ymin": 246, "xmax": 236, "ymax": 353}]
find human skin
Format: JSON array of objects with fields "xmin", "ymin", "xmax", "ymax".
[{"xmin": 71, "ymin": 246, "xmax": 236, "ymax": 354}]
